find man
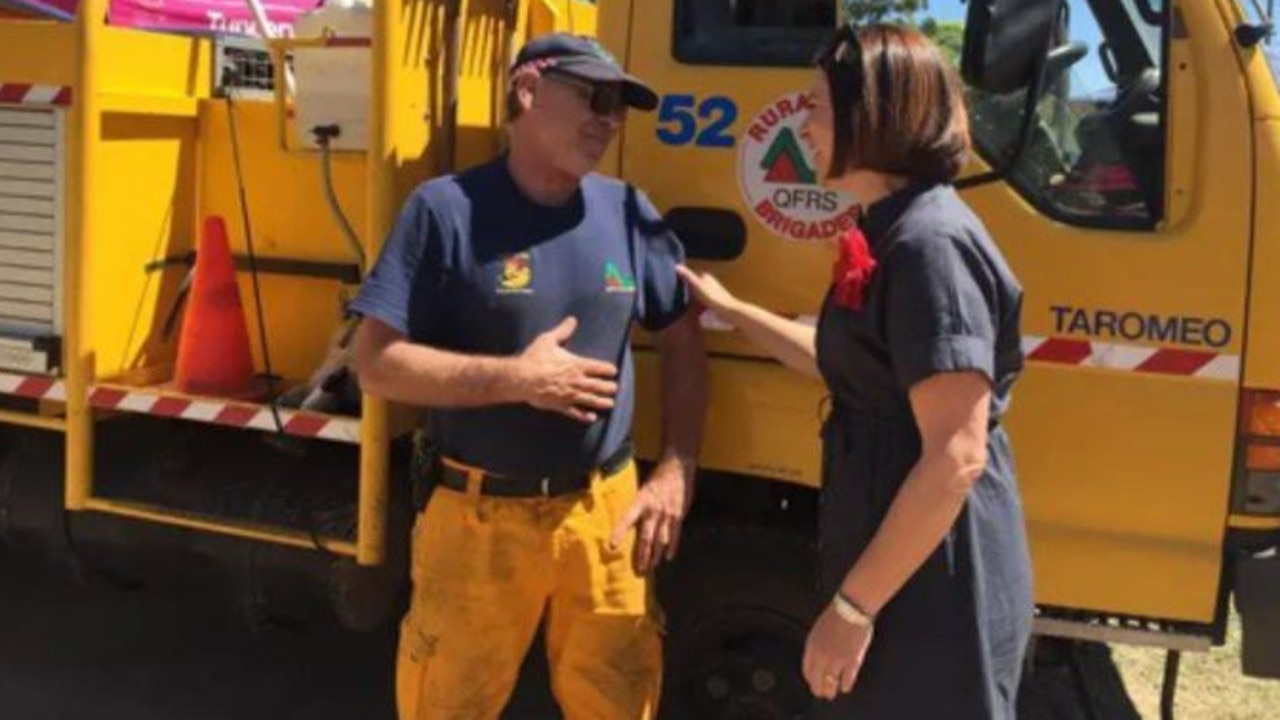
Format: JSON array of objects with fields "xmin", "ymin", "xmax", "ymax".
[{"xmin": 350, "ymin": 33, "xmax": 708, "ymax": 720}]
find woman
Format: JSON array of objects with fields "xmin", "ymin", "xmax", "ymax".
[{"xmin": 677, "ymin": 24, "xmax": 1034, "ymax": 719}]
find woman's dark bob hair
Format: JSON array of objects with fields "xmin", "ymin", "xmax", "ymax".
[{"xmin": 817, "ymin": 23, "xmax": 971, "ymax": 183}]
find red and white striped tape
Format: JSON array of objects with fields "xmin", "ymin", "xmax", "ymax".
[
  {"xmin": 0, "ymin": 372, "xmax": 65, "ymax": 401},
  {"xmin": 699, "ymin": 317, "xmax": 1239, "ymax": 381},
  {"xmin": 1023, "ymin": 336, "xmax": 1239, "ymax": 380},
  {"xmin": 88, "ymin": 386, "xmax": 360, "ymax": 443},
  {"xmin": 0, "ymin": 372, "xmax": 358, "ymax": 443},
  {"xmin": 0, "ymin": 84, "xmax": 72, "ymax": 106}
]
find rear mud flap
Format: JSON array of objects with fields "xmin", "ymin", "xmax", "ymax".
[{"xmin": 1236, "ymin": 546, "xmax": 1280, "ymax": 679}]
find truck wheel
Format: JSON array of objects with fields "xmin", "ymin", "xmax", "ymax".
[
  {"xmin": 328, "ymin": 548, "xmax": 408, "ymax": 632},
  {"xmin": 328, "ymin": 450, "xmax": 413, "ymax": 633},
  {"xmin": 658, "ymin": 525, "xmax": 819, "ymax": 720}
]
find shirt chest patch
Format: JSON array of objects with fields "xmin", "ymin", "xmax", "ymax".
[
  {"xmin": 496, "ymin": 252, "xmax": 534, "ymax": 295},
  {"xmin": 604, "ymin": 261, "xmax": 636, "ymax": 294}
]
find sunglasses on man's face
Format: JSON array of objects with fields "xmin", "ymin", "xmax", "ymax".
[{"xmin": 543, "ymin": 71, "xmax": 627, "ymax": 117}]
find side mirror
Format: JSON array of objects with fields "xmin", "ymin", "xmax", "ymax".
[
  {"xmin": 961, "ymin": 0, "xmax": 1064, "ymax": 94},
  {"xmin": 1043, "ymin": 40, "xmax": 1087, "ymax": 81}
]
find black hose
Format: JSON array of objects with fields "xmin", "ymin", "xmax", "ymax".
[
  {"xmin": 226, "ymin": 93, "xmax": 339, "ymax": 559},
  {"xmin": 312, "ymin": 125, "xmax": 366, "ymax": 273},
  {"xmin": 225, "ymin": 93, "xmax": 284, "ymax": 435}
]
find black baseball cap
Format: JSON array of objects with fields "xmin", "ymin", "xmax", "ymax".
[{"xmin": 512, "ymin": 33, "xmax": 659, "ymax": 112}]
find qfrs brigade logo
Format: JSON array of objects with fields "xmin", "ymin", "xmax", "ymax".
[{"xmin": 738, "ymin": 92, "xmax": 859, "ymax": 242}]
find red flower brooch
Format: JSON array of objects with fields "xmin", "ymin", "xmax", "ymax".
[{"xmin": 832, "ymin": 227, "xmax": 877, "ymax": 310}]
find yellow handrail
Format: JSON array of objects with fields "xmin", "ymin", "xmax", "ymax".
[
  {"xmin": 64, "ymin": 0, "xmax": 106, "ymax": 511},
  {"xmin": 354, "ymin": 0, "xmax": 400, "ymax": 568},
  {"xmin": 85, "ymin": 497, "xmax": 358, "ymax": 556}
]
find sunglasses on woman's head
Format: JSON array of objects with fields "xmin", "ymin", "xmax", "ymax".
[
  {"xmin": 543, "ymin": 71, "xmax": 627, "ymax": 117},
  {"xmin": 816, "ymin": 24, "xmax": 893, "ymax": 135},
  {"xmin": 816, "ymin": 22, "xmax": 865, "ymax": 94}
]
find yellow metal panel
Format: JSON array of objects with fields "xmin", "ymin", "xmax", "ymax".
[
  {"xmin": 1224, "ymin": 0, "xmax": 1280, "ymax": 122},
  {"xmin": 1245, "ymin": 119, "xmax": 1280, "ymax": 389},
  {"xmin": 1162, "ymin": 19, "xmax": 1196, "ymax": 229},
  {"xmin": 201, "ymin": 101, "xmax": 368, "ymax": 264},
  {"xmin": 530, "ymin": 0, "xmax": 597, "ymax": 36},
  {"xmin": 0, "ymin": 20, "xmax": 76, "ymax": 86},
  {"xmin": 89, "ymin": 112, "xmax": 199, "ymax": 379},
  {"xmin": 591, "ymin": 0, "xmax": 627, "ymax": 62},
  {"xmin": 100, "ymin": 93, "xmax": 199, "ymax": 118},
  {"xmin": 634, "ymin": 351, "xmax": 825, "ymax": 486},
  {"xmin": 1235, "ymin": 0, "xmax": 1280, "ymax": 388},
  {"xmin": 454, "ymin": 0, "xmax": 517, "ymax": 171},
  {"xmin": 1007, "ymin": 370, "xmax": 1235, "ymax": 622},
  {"xmin": 592, "ymin": 0, "xmax": 628, "ymax": 179},
  {"xmin": 199, "ymin": 99, "xmax": 367, "ymax": 382},
  {"xmin": 98, "ymin": 26, "xmax": 211, "ymax": 99},
  {"xmin": 386, "ymin": 0, "xmax": 439, "ymax": 202}
]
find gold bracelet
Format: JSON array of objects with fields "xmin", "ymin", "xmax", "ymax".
[{"xmin": 832, "ymin": 591, "xmax": 875, "ymax": 627}]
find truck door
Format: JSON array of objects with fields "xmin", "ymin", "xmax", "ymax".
[
  {"xmin": 619, "ymin": 0, "xmax": 843, "ymax": 484},
  {"xmin": 954, "ymin": 0, "xmax": 1247, "ymax": 631}
]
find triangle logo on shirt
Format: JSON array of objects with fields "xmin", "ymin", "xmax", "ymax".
[{"xmin": 604, "ymin": 261, "xmax": 636, "ymax": 293}]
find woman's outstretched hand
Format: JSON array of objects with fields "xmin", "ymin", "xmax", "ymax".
[{"xmin": 676, "ymin": 265, "xmax": 743, "ymax": 322}]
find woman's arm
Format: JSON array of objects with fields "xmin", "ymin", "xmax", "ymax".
[
  {"xmin": 676, "ymin": 266, "xmax": 820, "ymax": 378},
  {"xmin": 837, "ymin": 370, "xmax": 991, "ymax": 614},
  {"xmin": 802, "ymin": 370, "xmax": 991, "ymax": 699}
]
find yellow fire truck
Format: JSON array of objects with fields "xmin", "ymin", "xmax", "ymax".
[{"xmin": 0, "ymin": 0, "xmax": 1277, "ymax": 716}]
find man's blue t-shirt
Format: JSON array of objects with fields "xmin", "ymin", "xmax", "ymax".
[{"xmin": 349, "ymin": 158, "xmax": 688, "ymax": 478}]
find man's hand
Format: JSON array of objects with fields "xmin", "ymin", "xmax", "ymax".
[
  {"xmin": 610, "ymin": 459, "xmax": 694, "ymax": 574},
  {"xmin": 517, "ymin": 317, "xmax": 619, "ymax": 423}
]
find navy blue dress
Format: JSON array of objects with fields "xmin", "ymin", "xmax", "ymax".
[{"xmin": 811, "ymin": 182, "xmax": 1034, "ymax": 719}]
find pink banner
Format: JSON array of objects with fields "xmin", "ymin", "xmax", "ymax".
[
  {"xmin": 108, "ymin": 0, "xmax": 320, "ymax": 36},
  {"xmin": 1, "ymin": 0, "xmax": 319, "ymax": 35}
]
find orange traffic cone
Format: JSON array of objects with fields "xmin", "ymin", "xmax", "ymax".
[{"xmin": 175, "ymin": 216, "xmax": 256, "ymax": 398}]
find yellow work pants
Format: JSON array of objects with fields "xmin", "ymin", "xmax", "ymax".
[{"xmin": 396, "ymin": 460, "xmax": 663, "ymax": 719}]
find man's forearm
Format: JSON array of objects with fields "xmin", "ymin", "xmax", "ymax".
[
  {"xmin": 657, "ymin": 314, "xmax": 709, "ymax": 478},
  {"xmin": 361, "ymin": 339, "xmax": 526, "ymax": 408}
]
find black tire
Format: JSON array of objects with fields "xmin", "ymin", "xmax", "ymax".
[
  {"xmin": 657, "ymin": 525, "xmax": 820, "ymax": 720},
  {"xmin": 327, "ymin": 444, "xmax": 414, "ymax": 633}
]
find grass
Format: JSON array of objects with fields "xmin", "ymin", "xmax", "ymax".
[{"xmin": 1111, "ymin": 610, "xmax": 1280, "ymax": 719}]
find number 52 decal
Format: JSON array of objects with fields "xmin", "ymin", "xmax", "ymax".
[{"xmin": 655, "ymin": 95, "xmax": 738, "ymax": 148}]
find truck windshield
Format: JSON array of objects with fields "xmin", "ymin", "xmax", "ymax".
[
  {"xmin": 967, "ymin": 0, "xmax": 1167, "ymax": 229},
  {"xmin": 670, "ymin": 1, "xmax": 1168, "ymax": 227}
]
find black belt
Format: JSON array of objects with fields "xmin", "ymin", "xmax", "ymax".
[{"xmin": 436, "ymin": 441, "xmax": 634, "ymax": 498}]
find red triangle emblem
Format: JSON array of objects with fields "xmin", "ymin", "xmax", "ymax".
[{"xmin": 764, "ymin": 151, "xmax": 802, "ymax": 184}]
